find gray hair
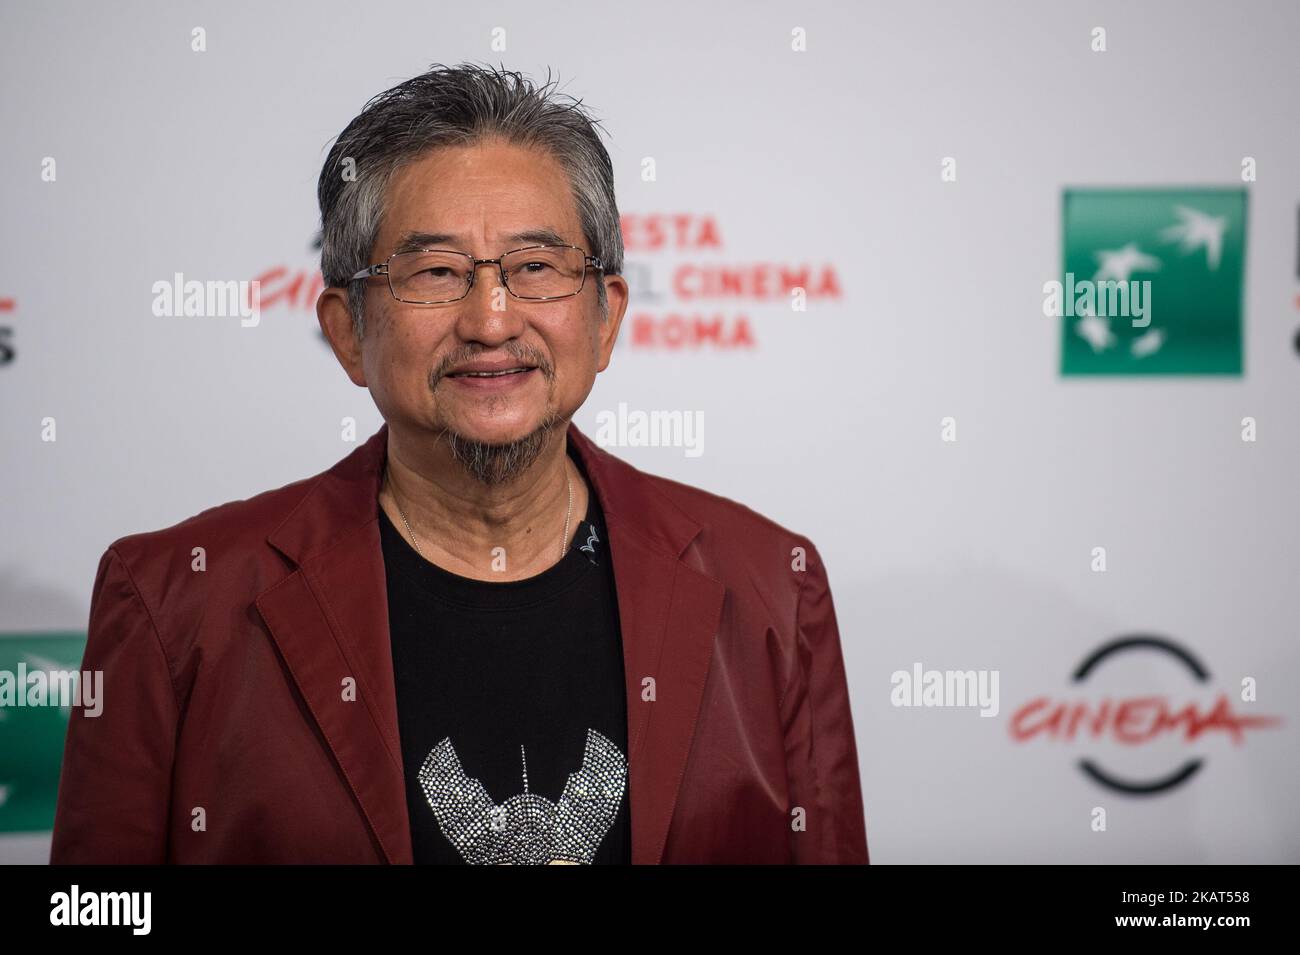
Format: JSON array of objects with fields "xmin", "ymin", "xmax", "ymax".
[{"xmin": 317, "ymin": 62, "xmax": 623, "ymax": 338}]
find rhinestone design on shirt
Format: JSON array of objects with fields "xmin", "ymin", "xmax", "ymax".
[{"xmin": 417, "ymin": 727, "xmax": 627, "ymax": 865}]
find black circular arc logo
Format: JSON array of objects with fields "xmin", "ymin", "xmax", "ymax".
[{"xmin": 1071, "ymin": 634, "xmax": 1210, "ymax": 796}]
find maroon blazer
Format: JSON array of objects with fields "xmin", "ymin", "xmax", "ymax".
[{"xmin": 50, "ymin": 422, "xmax": 869, "ymax": 864}]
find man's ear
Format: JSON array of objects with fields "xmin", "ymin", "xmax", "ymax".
[
  {"xmin": 596, "ymin": 274, "xmax": 629, "ymax": 373},
  {"xmin": 317, "ymin": 286, "xmax": 367, "ymax": 387}
]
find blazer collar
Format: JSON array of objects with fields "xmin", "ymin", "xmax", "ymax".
[
  {"xmin": 265, "ymin": 420, "xmax": 705, "ymax": 565},
  {"xmin": 255, "ymin": 421, "xmax": 725, "ymax": 864}
]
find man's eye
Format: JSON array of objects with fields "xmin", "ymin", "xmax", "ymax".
[
  {"xmin": 520, "ymin": 261, "xmax": 554, "ymax": 272},
  {"xmin": 421, "ymin": 267, "xmax": 456, "ymax": 277}
]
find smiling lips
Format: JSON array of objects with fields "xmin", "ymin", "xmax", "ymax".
[
  {"xmin": 450, "ymin": 367, "xmax": 532, "ymax": 378},
  {"xmin": 444, "ymin": 357, "xmax": 539, "ymax": 388}
]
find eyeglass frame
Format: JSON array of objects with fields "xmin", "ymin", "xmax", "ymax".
[{"xmin": 348, "ymin": 243, "xmax": 605, "ymax": 304}]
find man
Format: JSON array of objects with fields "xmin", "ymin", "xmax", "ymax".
[{"xmin": 50, "ymin": 63, "xmax": 869, "ymax": 864}]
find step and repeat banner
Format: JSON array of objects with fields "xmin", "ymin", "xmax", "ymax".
[{"xmin": 2, "ymin": 1, "xmax": 1298, "ymax": 864}]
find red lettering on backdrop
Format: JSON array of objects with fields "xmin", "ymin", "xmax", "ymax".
[
  {"xmin": 620, "ymin": 213, "xmax": 848, "ymax": 349},
  {"xmin": 630, "ymin": 314, "xmax": 754, "ymax": 349},
  {"xmin": 672, "ymin": 264, "xmax": 843, "ymax": 301},
  {"xmin": 252, "ymin": 267, "xmax": 288, "ymax": 308},
  {"xmin": 621, "ymin": 214, "xmax": 722, "ymax": 252},
  {"xmin": 1009, "ymin": 695, "xmax": 1281, "ymax": 745},
  {"xmin": 253, "ymin": 267, "xmax": 326, "ymax": 311}
]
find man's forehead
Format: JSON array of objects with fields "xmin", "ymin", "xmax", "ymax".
[
  {"xmin": 378, "ymin": 149, "xmax": 583, "ymax": 253},
  {"xmin": 387, "ymin": 226, "xmax": 579, "ymax": 255}
]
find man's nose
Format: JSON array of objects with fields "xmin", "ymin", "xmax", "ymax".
[{"xmin": 455, "ymin": 261, "xmax": 523, "ymax": 342}]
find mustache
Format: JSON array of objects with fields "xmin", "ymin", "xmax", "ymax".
[{"xmin": 429, "ymin": 344, "xmax": 555, "ymax": 389}]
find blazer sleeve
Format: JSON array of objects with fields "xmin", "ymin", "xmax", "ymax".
[
  {"xmin": 49, "ymin": 546, "xmax": 179, "ymax": 864},
  {"xmin": 781, "ymin": 539, "xmax": 870, "ymax": 864}
]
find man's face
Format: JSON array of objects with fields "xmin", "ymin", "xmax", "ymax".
[{"xmin": 324, "ymin": 139, "xmax": 626, "ymax": 455}]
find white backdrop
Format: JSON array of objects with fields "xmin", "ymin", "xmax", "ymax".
[{"xmin": 2, "ymin": 0, "xmax": 1298, "ymax": 863}]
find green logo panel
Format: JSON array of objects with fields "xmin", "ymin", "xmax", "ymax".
[
  {"xmin": 0, "ymin": 633, "xmax": 86, "ymax": 833},
  {"xmin": 1061, "ymin": 188, "xmax": 1246, "ymax": 375}
]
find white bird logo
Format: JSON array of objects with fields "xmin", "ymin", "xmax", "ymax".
[
  {"xmin": 1130, "ymin": 328, "xmax": 1166, "ymax": 358},
  {"xmin": 1092, "ymin": 243, "xmax": 1162, "ymax": 283},
  {"xmin": 1160, "ymin": 205, "xmax": 1228, "ymax": 271},
  {"xmin": 1074, "ymin": 310, "xmax": 1116, "ymax": 353}
]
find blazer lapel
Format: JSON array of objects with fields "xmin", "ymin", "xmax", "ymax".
[
  {"xmin": 567, "ymin": 425, "xmax": 726, "ymax": 865},
  {"xmin": 252, "ymin": 421, "xmax": 724, "ymax": 866},
  {"xmin": 254, "ymin": 425, "xmax": 412, "ymax": 864}
]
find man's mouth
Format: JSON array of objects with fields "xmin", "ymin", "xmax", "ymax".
[{"xmin": 446, "ymin": 366, "xmax": 535, "ymax": 379}]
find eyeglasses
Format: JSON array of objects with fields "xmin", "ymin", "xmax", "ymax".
[{"xmin": 349, "ymin": 244, "xmax": 604, "ymax": 304}]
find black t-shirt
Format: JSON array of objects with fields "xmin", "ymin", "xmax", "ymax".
[{"xmin": 380, "ymin": 449, "xmax": 632, "ymax": 865}]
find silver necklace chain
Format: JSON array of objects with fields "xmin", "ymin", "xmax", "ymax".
[{"xmin": 385, "ymin": 461, "xmax": 574, "ymax": 565}]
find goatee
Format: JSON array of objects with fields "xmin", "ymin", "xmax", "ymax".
[{"xmin": 440, "ymin": 409, "xmax": 565, "ymax": 486}]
